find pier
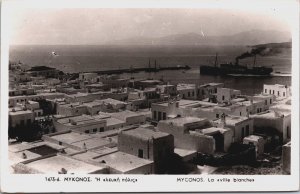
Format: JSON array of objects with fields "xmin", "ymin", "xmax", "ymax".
[{"xmin": 86, "ymin": 65, "xmax": 191, "ymax": 75}]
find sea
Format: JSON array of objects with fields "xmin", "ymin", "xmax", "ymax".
[{"xmin": 9, "ymin": 45, "xmax": 292, "ymax": 95}]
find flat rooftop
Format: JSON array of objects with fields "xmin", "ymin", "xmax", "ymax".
[
  {"xmin": 58, "ymin": 102, "xmax": 86, "ymax": 108},
  {"xmin": 154, "ymin": 99, "xmax": 215, "ymax": 108},
  {"xmin": 177, "ymin": 83, "xmax": 195, "ymax": 90},
  {"xmin": 67, "ymin": 92, "xmax": 89, "ymax": 98},
  {"xmin": 138, "ymin": 79, "xmax": 161, "ymax": 83},
  {"xmin": 200, "ymin": 83, "xmax": 223, "ymax": 87},
  {"xmin": 71, "ymin": 137, "xmax": 112, "ymax": 150},
  {"xmin": 270, "ymin": 104, "xmax": 291, "ymax": 112},
  {"xmin": 50, "ymin": 132, "xmax": 93, "ymax": 144},
  {"xmin": 230, "ymin": 98, "xmax": 247, "ymax": 103},
  {"xmin": 160, "ymin": 117, "xmax": 207, "ymax": 127},
  {"xmin": 144, "ymin": 87, "xmax": 157, "ymax": 92},
  {"xmin": 9, "ymin": 109, "xmax": 33, "ymax": 116},
  {"xmin": 93, "ymin": 113, "xmax": 111, "ymax": 119},
  {"xmin": 83, "ymin": 101, "xmax": 103, "ymax": 107},
  {"xmin": 216, "ymin": 103, "xmax": 244, "ymax": 110},
  {"xmin": 71, "ymin": 151, "xmax": 103, "ymax": 162},
  {"xmin": 253, "ymin": 94, "xmax": 274, "ymax": 98},
  {"xmin": 214, "ymin": 116, "xmax": 250, "ymax": 126},
  {"xmin": 25, "ymin": 155, "xmax": 106, "ymax": 174},
  {"xmin": 264, "ymin": 84, "xmax": 290, "ymax": 88},
  {"xmin": 250, "ymin": 110, "xmax": 290, "ymax": 119},
  {"xmin": 57, "ymin": 115, "xmax": 106, "ymax": 126},
  {"xmin": 72, "ymin": 147, "xmax": 118, "ymax": 162},
  {"xmin": 109, "ymin": 110, "xmax": 141, "ymax": 120},
  {"xmin": 80, "ymin": 72, "xmax": 97, "ymax": 75},
  {"xmin": 121, "ymin": 127, "xmax": 170, "ymax": 140},
  {"xmin": 96, "ymin": 98, "xmax": 127, "ymax": 105},
  {"xmin": 105, "ymin": 117, "xmax": 125, "ymax": 127},
  {"xmin": 90, "ymin": 129, "xmax": 119, "ymax": 138},
  {"xmin": 94, "ymin": 151, "xmax": 153, "ymax": 173},
  {"xmin": 9, "ymin": 141, "xmax": 65, "ymax": 153},
  {"xmin": 91, "ymin": 146, "xmax": 118, "ymax": 156},
  {"xmin": 236, "ymin": 100, "xmax": 253, "ymax": 106},
  {"xmin": 9, "ymin": 150, "xmax": 41, "ymax": 165},
  {"xmin": 244, "ymin": 135, "xmax": 263, "ymax": 142},
  {"xmin": 174, "ymin": 148, "xmax": 197, "ymax": 159},
  {"xmin": 200, "ymin": 127, "xmax": 228, "ymax": 135}
]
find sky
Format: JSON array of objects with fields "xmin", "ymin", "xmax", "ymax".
[{"xmin": 6, "ymin": 1, "xmax": 294, "ymax": 45}]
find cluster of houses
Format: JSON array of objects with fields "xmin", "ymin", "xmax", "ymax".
[{"xmin": 8, "ymin": 64, "xmax": 292, "ymax": 174}]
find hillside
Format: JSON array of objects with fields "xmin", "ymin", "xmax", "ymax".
[{"xmin": 108, "ymin": 30, "xmax": 291, "ymax": 46}]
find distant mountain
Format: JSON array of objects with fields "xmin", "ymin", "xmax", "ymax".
[
  {"xmin": 249, "ymin": 41, "xmax": 291, "ymax": 56},
  {"xmin": 108, "ymin": 30, "xmax": 291, "ymax": 46},
  {"xmin": 250, "ymin": 41, "xmax": 291, "ymax": 49}
]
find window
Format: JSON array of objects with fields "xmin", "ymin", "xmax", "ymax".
[
  {"xmin": 287, "ymin": 126, "xmax": 290, "ymax": 138},
  {"xmin": 269, "ymin": 90, "xmax": 271, "ymax": 94},
  {"xmin": 153, "ymin": 111, "xmax": 157, "ymax": 119},
  {"xmin": 273, "ymin": 90, "xmax": 274, "ymax": 94},
  {"xmin": 100, "ymin": 127, "xmax": 104, "ymax": 132},
  {"xmin": 241, "ymin": 127, "xmax": 245, "ymax": 138},
  {"xmin": 59, "ymin": 141, "xmax": 62, "ymax": 145},
  {"xmin": 138, "ymin": 149, "xmax": 143, "ymax": 158},
  {"xmin": 240, "ymin": 112, "xmax": 242, "ymax": 116},
  {"xmin": 216, "ymin": 114, "xmax": 219, "ymax": 118},
  {"xmin": 283, "ymin": 92, "xmax": 285, "ymax": 97},
  {"xmin": 278, "ymin": 91, "xmax": 280, "ymax": 96},
  {"xmin": 257, "ymin": 108, "xmax": 259, "ymax": 113},
  {"xmin": 85, "ymin": 130, "xmax": 90, "ymax": 134},
  {"xmin": 270, "ymin": 99, "xmax": 272, "ymax": 104},
  {"xmin": 222, "ymin": 96, "xmax": 225, "ymax": 100},
  {"xmin": 163, "ymin": 112, "xmax": 166, "ymax": 120},
  {"xmin": 158, "ymin": 112, "xmax": 162, "ymax": 121},
  {"xmin": 265, "ymin": 89, "xmax": 267, "ymax": 93},
  {"xmin": 192, "ymin": 91, "xmax": 194, "ymax": 96},
  {"xmin": 93, "ymin": 128, "xmax": 97, "ymax": 133},
  {"xmin": 183, "ymin": 94, "xmax": 185, "ymax": 98},
  {"xmin": 246, "ymin": 125, "xmax": 250, "ymax": 136},
  {"xmin": 188, "ymin": 92, "xmax": 190, "ymax": 97}
]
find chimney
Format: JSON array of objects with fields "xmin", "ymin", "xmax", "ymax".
[
  {"xmin": 220, "ymin": 113, "xmax": 226, "ymax": 128},
  {"xmin": 22, "ymin": 152, "xmax": 27, "ymax": 159}
]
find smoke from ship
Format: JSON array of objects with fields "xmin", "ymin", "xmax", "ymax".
[{"xmin": 235, "ymin": 46, "xmax": 269, "ymax": 64}]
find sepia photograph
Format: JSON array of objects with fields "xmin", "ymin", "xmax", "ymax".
[{"xmin": 1, "ymin": 0, "xmax": 299, "ymax": 192}]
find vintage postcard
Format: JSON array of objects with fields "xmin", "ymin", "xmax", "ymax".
[{"xmin": 1, "ymin": 0, "xmax": 299, "ymax": 192}]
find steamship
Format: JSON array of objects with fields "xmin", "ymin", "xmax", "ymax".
[{"xmin": 200, "ymin": 53, "xmax": 273, "ymax": 76}]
